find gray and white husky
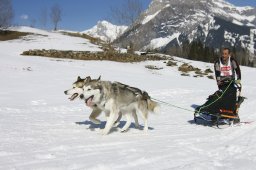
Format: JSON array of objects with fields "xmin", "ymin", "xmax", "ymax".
[
  {"xmin": 64, "ymin": 76, "xmax": 140, "ymax": 129},
  {"xmin": 64, "ymin": 76, "xmax": 104, "ymax": 124},
  {"xmin": 80, "ymin": 77, "xmax": 160, "ymax": 135}
]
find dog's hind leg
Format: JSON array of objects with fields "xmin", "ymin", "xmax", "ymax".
[
  {"xmin": 141, "ymin": 111, "xmax": 149, "ymax": 133},
  {"xmin": 89, "ymin": 108, "xmax": 102, "ymax": 125},
  {"xmin": 132, "ymin": 110, "xmax": 139, "ymax": 129},
  {"xmin": 120, "ymin": 114, "xmax": 132, "ymax": 132},
  {"xmin": 113, "ymin": 112, "xmax": 122, "ymax": 127},
  {"xmin": 138, "ymin": 102, "xmax": 149, "ymax": 132}
]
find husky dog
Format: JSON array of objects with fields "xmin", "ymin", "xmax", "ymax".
[
  {"xmin": 64, "ymin": 76, "xmax": 104, "ymax": 124},
  {"xmin": 80, "ymin": 77, "xmax": 160, "ymax": 135},
  {"xmin": 64, "ymin": 76, "xmax": 139, "ymax": 128}
]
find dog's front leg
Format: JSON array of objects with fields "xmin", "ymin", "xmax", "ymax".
[
  {"xmin": 102, "ymin": 110, "xmax": 117, "ymax": 135},
  {"xmin": 89, "ymin": 107, "xmax": 102, "ymax": 124}
]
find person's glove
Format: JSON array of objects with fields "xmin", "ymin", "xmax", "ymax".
[{"xmin": 235, "ymin": 79, "xmax": 241, "ymax": 84}]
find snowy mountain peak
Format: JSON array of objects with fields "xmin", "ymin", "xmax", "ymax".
[
  {"xmin": 82, "ymin": 20, "xmax": 128, "ymax": 42},
  {"xmin": 115, "ymin": 0, "xmax": 256, "ymax": 57},
  {"xmin": 144, "ymin": 0, "xmax": 255, "ymax": 24}
]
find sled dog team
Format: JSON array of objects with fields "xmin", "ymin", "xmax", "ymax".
[{"xmin": 64, "ymin": 76, "xmax": 160, "ymax": 135}]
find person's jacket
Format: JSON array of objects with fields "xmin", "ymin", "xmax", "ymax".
[{"xmin": 214, "ymin": 56, "xmax": 241, "ymax": 88}]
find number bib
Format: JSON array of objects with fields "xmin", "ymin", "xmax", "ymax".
[{"xmin": 220, "ymin": 57, "xmax": 232, "ymax": 77}]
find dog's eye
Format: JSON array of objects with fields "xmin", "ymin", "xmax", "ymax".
[{"xmin": 88, "ymin": 89, "xmax": 91, "ymax": 91}]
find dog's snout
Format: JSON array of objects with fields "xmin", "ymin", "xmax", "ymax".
[
  {"xmin": 80, "ymin": 94, "xmax": 84, "ymax": 99},
  {"xmin": 64, "ymin": 90, "xmax": 68, "ymax": 95}
]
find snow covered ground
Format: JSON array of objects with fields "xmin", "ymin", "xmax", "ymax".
[{"xmin": 0, "ymin": 27, "xmax": 256, "ymax": 170}]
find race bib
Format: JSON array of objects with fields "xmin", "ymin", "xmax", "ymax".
[
  {"xmin": 220, "ymin": 65, "xmax": 232, "ymax": 76},
  {"xmin": 220, "ymin": 57, "xmax": 232, "ymax": 77}
]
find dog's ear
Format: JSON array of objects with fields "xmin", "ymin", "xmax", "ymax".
[
  {"xmin": 77, "ymin": 76, "xmax": 81, "ymax": 80},
  {"xmin": 97, "ymin": 75, "xmax": 101, "ymax": 81},
  {"xmin": 85, "ymin": 76, "xmax": 91, "ymax": 79},
  {"xmin": 84, "ymin": 76, "xmax": 91, "ymax": 83}
]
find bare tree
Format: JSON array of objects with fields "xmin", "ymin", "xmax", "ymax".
[
  {"xmin": 50, "ymin": 4, "xmax": 62, "ymax": 31},
  {"xmin": 40, "ymin": 7, "xmax": 48, "ymax": 29},
  {"xmin": 0, "ymin": 0, "xmax": 14, "ymax": 29},
  {"xmin": 110, "ymin": 0, "xmax": 143, "ymax": 25}
]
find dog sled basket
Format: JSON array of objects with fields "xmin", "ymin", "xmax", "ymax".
[{"xmin": 194, "ymin": 82, "xmax": 245, "ymax": 128}]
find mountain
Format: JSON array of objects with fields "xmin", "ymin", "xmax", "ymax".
[
  {"xmin": 82, "ymin": 20, "xmax": 128, "ymax": 42},
  {"xmin": 114, "ymin": 0, "xmax": 256, "ymax": 60}
]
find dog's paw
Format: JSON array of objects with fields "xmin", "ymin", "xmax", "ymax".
[
  {"xmin": 143, "ymin": 128, "xmax": 148, "ymax": 134},
  {"xmin": 135, "ymin": 124, "xmax": 140, "ymax": 129},
  {"xmin": 113, "ymin": 121, "xmax": 120, "ymax": 127},
  {"xmin": 101, "ymin": 129, "xmax": 109, "ymax": 135},
  {"xmin": 120, "ymin": 129, "xmax": 128, "ymax": 133},
  {"xmin": 90, "ymin": 118, "xmax": 101, "ymax": 125}
]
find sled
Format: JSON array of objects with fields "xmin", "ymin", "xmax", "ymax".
[
  {"xmin": 194, "ymin": 81, "xmax": 247, "ymax": 129},
  {"xmin": 194, "ymin": 111, "xmax": 241, "ymax": 129}
]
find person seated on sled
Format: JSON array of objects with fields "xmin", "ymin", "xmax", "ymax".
[
  {"xmin": 195, "ymin": 48, "xmax": 241, "ymax": 118},
  {"xmin": 214, "ymin": 48, "xmax": 241, "ymax": 90},
  {"xmin": 213, "ymin": 48, "xmax": 242, "ymax": 119}
]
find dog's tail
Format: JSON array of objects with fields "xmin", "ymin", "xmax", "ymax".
[{"xmin": 147, "ymin": 99, "xmax": 161, "ymax": 114}]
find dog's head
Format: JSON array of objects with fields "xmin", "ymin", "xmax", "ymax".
[
  {"xmin": 80, "ymin": 79, "xmax": 102, "ymax": 107},
  {"xmin": 64, "ymin": 76, "xmax": 101, "ymax": 101}
]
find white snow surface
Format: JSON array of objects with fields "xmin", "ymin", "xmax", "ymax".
[
  {"xmin": 1, "ymin": 27, "xmax": 256, "ymax": 170},
  {"xmin": 82, "ymin": 20, "xmax": 128, "ymax": 42},
  {"xmin": 8, "ymin": 26, "xmax": 103, "ymax": 52}
]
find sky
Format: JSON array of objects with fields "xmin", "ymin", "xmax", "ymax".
[{"xmin": 12, "ymin": 0, "xmax": 256, "ymax": 32}]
